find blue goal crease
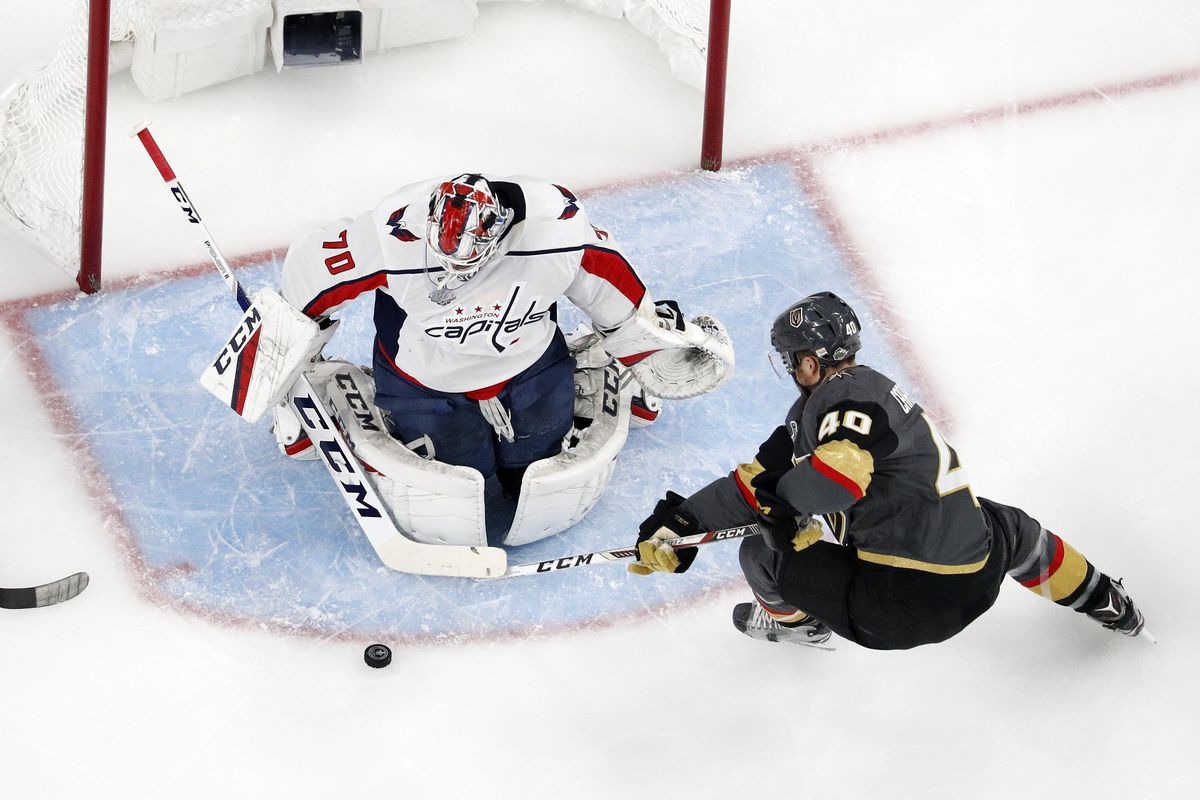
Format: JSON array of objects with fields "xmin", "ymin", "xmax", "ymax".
[{"xmin": 24, "ymin": 162, "xmax": 916, "ymax": 641}]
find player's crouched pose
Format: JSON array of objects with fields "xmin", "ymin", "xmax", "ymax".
[
  {"xmin": 224, "ymin": 173, "xmax": 732, "ymax": 549},
  {"xmin": 629, "ymin": 292, "xmax": 1147, "ymax": 649}
]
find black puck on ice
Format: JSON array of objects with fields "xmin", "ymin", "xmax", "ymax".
[{"xmin": 364, "ymin": 643, "xmax": 392, "ymax": 669}]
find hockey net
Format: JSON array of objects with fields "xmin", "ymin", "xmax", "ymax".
[
  {"xmin": 0, "ymin": 0, "xmax": 727, "ymax": 293},
  {"xmin": 0, "ymin": 1, "xmax": 268, "ymax": 289},
  {"xmin": 547, "ymin": 0, "xmax": 713, "ymax": 89},
  {"xmin": 629, "ymin": 0, "xmax": 713, "ymax": 89}
]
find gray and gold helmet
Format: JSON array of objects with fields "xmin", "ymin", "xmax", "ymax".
[{"xmin": 770, "ymin": 291, "xmax": 862, "ymax": 368}]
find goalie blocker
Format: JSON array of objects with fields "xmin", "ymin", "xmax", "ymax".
[{"xmin": 200, "ymin": 288, "xmax": 336, "ymax": 422}]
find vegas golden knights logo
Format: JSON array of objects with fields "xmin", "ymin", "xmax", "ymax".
[{"xmin": 789, "ymin": 308, "xmax": 804, "ymax": 327}]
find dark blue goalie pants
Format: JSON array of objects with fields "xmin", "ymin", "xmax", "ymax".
[{"xmin": 371, "ymin": 329, "xmax": 576, "ymax": 483}]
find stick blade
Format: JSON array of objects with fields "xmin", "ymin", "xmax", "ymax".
[
  {"xmin": 375, "ymin": 537, "xmax": 507, "ymax": 578},
  {"xmin": 37, "ymin": 571, "xmax": 89, "ymax": 606},
  {"xmin": 0, "ymin": 572, "xmax": 89, "ymax": 609}
]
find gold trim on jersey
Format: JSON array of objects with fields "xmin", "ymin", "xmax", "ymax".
[
  {"xmin": 734, "ymin": 461, "xmax": 771, "ymax": 511},
  {"xmin": 1026, "ymin": 539, "xmax": 1091, "ymax": 602},
  {"xmin": 825, "ymin": 511, "xmax": 849, "ymax": 544},
  {"xmin": 856, "ymin": 549, "xmax": 989, "ymax": 574},
  {"xmin": 812, "ymin": 439, "xmax": 875, "ymax": 496},
  {"xmin": 735, "ymin": 461, "xmax": 765, "ymax": 488}
]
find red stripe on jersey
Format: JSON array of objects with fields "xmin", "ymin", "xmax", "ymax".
[
  {"xmin": 810, "ymin": 453, "xmax": 865, "ymax": 500},
  {"xmin": 580, "ymin": 246, "xmax": 646, "ymax": 307},
  {"xmin": 732, "ymin": 470, "xmax": 760, "ymax": 510},
  {"xmin": 305, "ymin": 272, "xmax": 389, "ymax": 318},
  {"xmin": 232, "ymin": 327, "xmax": 262, "ymax": 416},
  {"xmin": 1021, "ymin": 534, "xmax": 1065, "ymax": 587},
  {"xmin": 464, "ymin": 379, "xmax": 510, "ymax": 401}
]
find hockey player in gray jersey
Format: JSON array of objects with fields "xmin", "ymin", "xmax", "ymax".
[{"xmin": 629, "ymin": 291, "xmax": 1146, "ymax": 649}]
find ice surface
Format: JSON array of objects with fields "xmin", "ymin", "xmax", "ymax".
[{"xmin": 2, "ymin": 2, "xmax": 1198, "ymax": 799}]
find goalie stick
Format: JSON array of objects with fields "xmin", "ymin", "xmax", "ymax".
[
  {"xmin": 134, "ymin": 125, "xmax": 506, "ymax": 579},
  {"xmin": 494, "ymin": 523, "xmax": 762, "ymax": 578},
  {"xmin": 0, "ymin": 572, "xmax": 90, "ymax": 610}
]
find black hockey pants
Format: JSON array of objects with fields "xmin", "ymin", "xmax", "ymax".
[{"xmin": 740, "ymin": 498, "xmax": 1025, "ymax": 650}]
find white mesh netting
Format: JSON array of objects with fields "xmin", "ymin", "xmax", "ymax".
[
  {"xmin": 0, "ymin": 0, "xmax": 268, "ymax": 275},
  {"xmin": 494, "ymin": 0, "xmax": 712, "ymax": 88},
  {"xmin": 625, "ymin": 0, "xmax": 710, "ymax": 89},
  {"xmin": 0, "ymin": 0, "xmax": 711, "ymax": 278}
]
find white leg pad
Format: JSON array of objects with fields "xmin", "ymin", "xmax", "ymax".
[
  {"xmin": 504, "ymin": 353, "xmax": 633, "ymax": 546},
  {"xmin": 321, "ymin": 363, "xmax": 488, "ymax": 548}
]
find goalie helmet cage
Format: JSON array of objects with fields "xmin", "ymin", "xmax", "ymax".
[{"xmin": 0, "ymin": 0, "xmax": 731, "ymax": 295}]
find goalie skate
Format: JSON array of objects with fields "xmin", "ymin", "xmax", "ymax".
[{"xmin": 629, "ymin": 380, "xmax": 662, "ymax": 428}]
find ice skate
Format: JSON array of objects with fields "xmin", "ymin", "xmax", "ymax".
[
  {"xmin": 732, "ymin": 602, "xmax": 834, "ymax": 649},
  {"xmin": 1086, "ymin": 578, "xmax": 1148, "ymax": 638}
]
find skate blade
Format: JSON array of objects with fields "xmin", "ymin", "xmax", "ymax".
[{"xmin": 782, "ymin": 637, "xmax": 836, "ymax": 652}]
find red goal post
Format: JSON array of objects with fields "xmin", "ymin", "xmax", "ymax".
[
  {"xmin": 701, "ymin": 0, "xmax": 731, "ymax": 171},
  {"xmin": 0, "ymin": 0, "xmax": 731, "ymax": 295}
]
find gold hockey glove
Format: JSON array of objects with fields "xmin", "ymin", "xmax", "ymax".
[
  {"xmin": 791, "ymin": 519, "xmax": 825, "ymax": 552},
  {"xmin": 754, "ymin": 487, "xmax": 821, "ymax": 553}
]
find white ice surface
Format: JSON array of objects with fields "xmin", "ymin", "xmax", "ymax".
[{"xmin": 2, "ymin": 2, "xmax": 1199, "ymax": 798}]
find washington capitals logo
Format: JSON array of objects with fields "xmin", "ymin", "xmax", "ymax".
[
  {"xmin": 423, "ymin": 283, "xmax": 548, "ymax": 354},
  {"xmin": 386, "ymin": 206, "xmax": 420, "ymax": 242},
  {"xmin": 554, "ymin": 184, "xmax": 580, "ymax": 220}
]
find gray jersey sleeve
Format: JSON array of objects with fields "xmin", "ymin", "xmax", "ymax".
[{"xmin": 678, "ymin": 477, "xmax": 759, "ymax": 531}]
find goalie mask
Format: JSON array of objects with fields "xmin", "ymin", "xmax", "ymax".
[{"xmin": 426, "ymin": 174, "xmax": 512, "ymax": 278}]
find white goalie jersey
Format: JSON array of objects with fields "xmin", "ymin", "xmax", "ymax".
[
  {"xmin": 281, "ymin": 175, "xmax": 664, "ymax": 394},
  {"xmin": 199, "ymin": 173, "xmax": 733, "ymax": 549}
]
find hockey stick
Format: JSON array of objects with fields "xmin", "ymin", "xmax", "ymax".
[
  {"xmin": 0, "ymin": 572, "xmax": 89, "ymax": 610},
  {"xmin": 133, "ymin": 125, "xmax": 506, "ymax": 578},
  {"xmin": 494, "ymin": 523, "xmax": 762, "ymax": 578}
]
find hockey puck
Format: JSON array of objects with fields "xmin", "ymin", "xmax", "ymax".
[{"xmin": 364, "ymin": 643, "xmax": 392, "ymax": 669}]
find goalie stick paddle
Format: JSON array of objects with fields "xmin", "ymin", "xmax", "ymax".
[
  {"xmin": 134, "ymin": 125, "xmax": 507, "ymax": 579},
  {"xmin": 493, "ymin": 523, "xmax": 763, "ymax": 579},
  {"xmin": 0, "ymin": 572, "xmax": 90, "ymax": 610}
]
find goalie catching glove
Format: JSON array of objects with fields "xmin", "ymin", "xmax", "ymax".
[
  {"xmin": 600, "ymin": 299, "xmax": 734, "ymax": 400},
  {"xmin": 628, "ymin": 491, "xmax": 701, "ymax": 575}
]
